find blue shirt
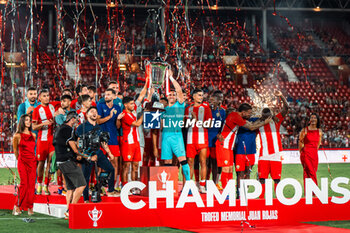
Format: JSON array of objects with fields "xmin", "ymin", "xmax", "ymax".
[
  {"xmin": 97, "ymin": 102, "xmax": 121, "ymax": 145},
  {"xmin": 17, "ymin": 100, "xmax": 40, "ymax": 123},
  {"xmin": 208, "ymin": 108, "xmax": 226, "ymax": 148},
  {"xmin": 98, "ymin": 97, "xmax": 124, "ymax": 110},
  {"xmin": 234, "ymin": 118, "xmax": 259, "ymax": 155},
  {"xmin": 162, "ymin": 101, "xmax": 185, "ymax": 135},
  {"xmin": 55, "ymin": 109, "xmax": 76, "ymax": 126}
]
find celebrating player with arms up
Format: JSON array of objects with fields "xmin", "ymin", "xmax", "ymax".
[
  {"xmin": 257, "ymin": 90, "xmax": 289, "ymax": 198},
  {"xmin": 161, "ymin": 70, "xmax": 191, "ymax": 183}
]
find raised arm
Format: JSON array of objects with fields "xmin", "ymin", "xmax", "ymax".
[
  {"xmin": 137, "ymin": 78, "xmax": 149, "ymax": 103},
  {"xmin": 168, "ymin": 70, "xmax": 184, "ymax": 104},
  {"xmin": 146, "ymin": 88, "xmax": 155, "ymax": 103},
  {"xmin": 275, "ymin": 90, "xmax": 289, "ymax": 117}
]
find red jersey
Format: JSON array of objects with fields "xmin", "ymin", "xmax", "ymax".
[
  {"xmin": 71, "ymin": 99, "xmax": 80, "ymax": 110},
  {"xmin": 257, "ymin": 113, "xmax": 284, "ymax": 161},
  {"xmin": 185, "ymin": 104, "xmax": 212, "ymax": 145},
  {"xmin": 121, "ymin": 110, "xmax": 139, "ymax": 145},
  {"xmin": 220, "ymin": 112, "xmax": 247, "ymax": 150},
  {"xmin": 51, "ymin": 101, "xmax": 61, "ymax": 111},
  {"xmin": 32, "ymin": 104, "xmax": 55, "ymax": 141},
  {"xmin": 71, "ymin": 98, "xmax": 96, "ymax": 110}
]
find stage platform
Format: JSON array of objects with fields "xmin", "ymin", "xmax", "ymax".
[
  {"xmin": 1, "ymin": 184, "xmax": 350, "ymax": 231},
  {"xmin": 0, "ymin": 184, "xmax": 124, "ymax": 209}
]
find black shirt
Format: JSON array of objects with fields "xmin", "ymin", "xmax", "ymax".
[{"xmin": 54, "ymin": 124, "xmax": 77, "ymax": 162}]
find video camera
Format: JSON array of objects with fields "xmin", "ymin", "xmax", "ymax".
[{"xmin": 78, "ymin": 128, "xmax": 110, "ymax": 156}]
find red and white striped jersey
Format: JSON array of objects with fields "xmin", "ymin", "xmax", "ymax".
[
  {"xmin": 32, "ymin": 104, "xmax": 55, "ymax": 141},
  {"xmin": 185, "ymin": 103, "xmax": 212, "ymax": 145},
  {"xmin": 257, "ymin": 113, "xmax": 285, "ymax": 161},
  {"xmin": 121, "ymin": 110, "xmax": 140, "ymax": 145},
  {"xmin": 220, "ymin": 112, "xmax": 247, "ymax": 150}
]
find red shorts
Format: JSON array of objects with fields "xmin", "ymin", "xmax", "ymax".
[
  {"xmin": 186, "ymin": 144, "xmax": 209, "ymax": 158},
  {"xmin": 101, "ymin": 145, "xmax": 120, "ymax": 157},
  {"xmin": 36, "ymin": 139, "xmax": 54, "ymax": 161},
  {"xmin": 209, "ymin": 147, "xmax": 216, "ymax": 159},
  {"xmin": 215, "ymin": 141, "xmax": 233, "ymax": 167},
  {"xmin": 258, "ymin": 160, "xmax": 282, "ymax": 179},
  {"xmin": 121, "ymin": 143, "xmax": 141, "ymax": 162},
  {"xmin": 235, "ymin": 154, "xmax": 255, "ymax": 171}
]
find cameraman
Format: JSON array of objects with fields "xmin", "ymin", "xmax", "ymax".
[
  {"xmin": 53, "ymin": 111, "xmax": 86, "ymax": 219},
  {"xmin": 76, "ymin": 106, "xmax": 117, "ymax": 202}
]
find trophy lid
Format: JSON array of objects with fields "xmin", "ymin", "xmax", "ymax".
[{"xmin": 145, "ymin": 101, "xmax": 166, "ymax": 112}]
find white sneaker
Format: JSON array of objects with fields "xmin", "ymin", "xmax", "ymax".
[
  {"xmin": 134, "ymin": 188, "xmax": 141, "ymax": 195},
  {"xmin": 199, "ymin": 185, "xmax": 207, "ymax": 194},
  {"xmin": 107, "ymin": 191, "xmax": 118, "ymax": 197}
]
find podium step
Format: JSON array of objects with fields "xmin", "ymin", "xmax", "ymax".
[{"xmin": 33, "ymin": 203, "xmax": 66, "ymax": 218}]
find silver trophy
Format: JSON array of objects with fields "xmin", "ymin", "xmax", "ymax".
[
  {"xmin": 145, "ymin": 55, "xmax": 170, "ymax": 90},
  {"xmin": 88, "ymin": 207, "xmax": 103, "ymax": 227},
  {"xmin": 144, "ymin": 54, "xmax": 170, "ymax": 111}
]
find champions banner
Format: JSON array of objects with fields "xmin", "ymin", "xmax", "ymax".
[
  {"xmin": 69, "ymin": 178, "xmax": 350, "ymax": 229},
  {"xmin": 2, "ymin": 149, "xmax": 349, "ymax": 168}
]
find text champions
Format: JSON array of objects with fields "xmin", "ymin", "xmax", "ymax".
[{"xmin": 120, "ymin": 178, "xmax": 350, "ymax": 210}]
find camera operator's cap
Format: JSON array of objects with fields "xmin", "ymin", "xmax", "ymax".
[{"xmin": 64, "ymin": 110, "xmax": 79, "ymax": 123}]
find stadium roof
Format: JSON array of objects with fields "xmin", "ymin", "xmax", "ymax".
[{"xmin": 11, "ymin": 0, "xmax": 350, "ymax": 11}]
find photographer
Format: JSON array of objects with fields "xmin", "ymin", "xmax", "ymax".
[
  {"xmin": 76, "ymin": 106, "xmax": 117, "ymax": 202},
  {"xmin": 53, "ymin": 111, "xmax": 86, "ymax": 219}
]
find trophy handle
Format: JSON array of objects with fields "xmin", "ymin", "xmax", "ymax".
[
  {"xmin": 97, "ymin": 210, "xmax": 103, "ymax": 220},
  {"xmin": 88, "ymin": 211, "xmax": 92, "ymax": 219}
]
